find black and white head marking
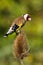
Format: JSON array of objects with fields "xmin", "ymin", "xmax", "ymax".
[{"xmin": 23, "ymin": 14, "xmax": 31, "ymax": 21}]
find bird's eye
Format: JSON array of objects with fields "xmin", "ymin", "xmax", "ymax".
[
  {"xmin": 27, "ymin": 15, "xmax": 31, "ymax": 21},
  {"xmin": 28, "ymin": 15, "xmax": 30, "ymax": 18},
  {"xmin": 27, "ymin": 15, "xmax": 30, "ymax": 20}
]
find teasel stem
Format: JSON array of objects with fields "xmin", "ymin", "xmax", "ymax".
[{"xmin": 20, "ymin": 59, "xmax": 24, "ymax": 65}]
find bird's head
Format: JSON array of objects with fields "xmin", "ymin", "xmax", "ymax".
[{"xmin": 23, "ymin": 14, "xmax": 31, "ymax": 21}]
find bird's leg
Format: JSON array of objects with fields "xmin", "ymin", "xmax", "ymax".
[{"xmin": 16, "ymin": 30, "xmax": 21, "ymax": 35}]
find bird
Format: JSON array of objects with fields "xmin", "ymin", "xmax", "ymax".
[
  {"xmin": 4, "ymin": 14, "xmax": 31, "ymax": 37},
  {"xmin": 13, "ymin": 31, "xmax": 31, "ymax": 65}
]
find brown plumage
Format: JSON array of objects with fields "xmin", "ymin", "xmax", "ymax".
[
  {"xmin": 4, "ymin": 14, "xmax": 31, "ymax": 37},
  {"xmin": 13, "ymin": 32, "xmax": 30, "ymax": 65},
  {"xmin": 11, "ymin": 16, "xmax": 25, "ymax": 27}
]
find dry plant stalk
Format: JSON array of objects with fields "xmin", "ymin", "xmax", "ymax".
[{"xmin": 13, "ymin": 32, "xmax": 30, "ymax": 65}]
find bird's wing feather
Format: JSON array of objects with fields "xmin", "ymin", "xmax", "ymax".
[
  {"xmin": 11, "ymin": 16, "xmax": 25, "ymax": 27},
  {"xmin": 8, "ymin": 16, "xmax": 25, "ymax": 33}
]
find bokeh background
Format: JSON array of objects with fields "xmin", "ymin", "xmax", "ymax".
[{"xmin": 0, "ymin": 0, "xmax": 43, "ymax": 65}]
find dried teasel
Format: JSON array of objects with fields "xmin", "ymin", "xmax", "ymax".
[{"xmin": 13, "ymin": 32, "xmax": 31, "ymax": 65}]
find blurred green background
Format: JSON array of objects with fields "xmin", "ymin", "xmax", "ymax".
[{"xmin": 0, "ymin": 0, "xmax": 43, "ymax": 65}]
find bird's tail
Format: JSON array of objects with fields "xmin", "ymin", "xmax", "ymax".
[
  {"xmin": 4, "ymin": 34, "xmax": 8, "ymax": 37},
  {"xmin": 4, "ymin": 27, "xmax": 14, "ymax": 37}
]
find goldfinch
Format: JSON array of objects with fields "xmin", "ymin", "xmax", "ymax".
[{"xmin": 4, "ymin": 14, "xmax": 31, "ymax": 37}]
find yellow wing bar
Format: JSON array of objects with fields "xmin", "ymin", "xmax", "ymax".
[{"xmin": 16, "ymin": 23, "xmax": 23, "ymax": 31}]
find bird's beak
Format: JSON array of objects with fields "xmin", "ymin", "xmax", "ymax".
[{"xmin": 28, "ymin": 18, "xmax": 31, "ymax": 21}]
